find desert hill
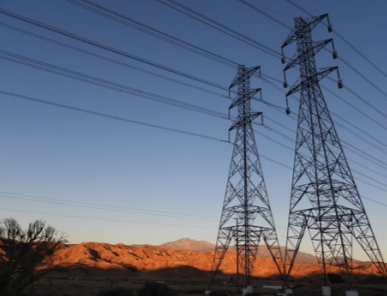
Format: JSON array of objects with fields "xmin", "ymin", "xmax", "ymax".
[
  {"xmin": 45, "ymin": 239, "xmax": 382, "ymax": 280},
  {"xmin": 158, "ymin": 238, "xmax": 316, "ymax": 264}
]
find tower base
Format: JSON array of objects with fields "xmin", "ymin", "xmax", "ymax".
[
  {"xmin": 242, "ymin": 286, "xmax": 253, "ymax": 296},
  {"xmin": 321, "ymin": 286, "xmax": 331, "ymax": 296}
]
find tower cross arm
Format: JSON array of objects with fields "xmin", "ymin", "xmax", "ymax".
[
  {"xmin": 228, "ymin": 112, "xmax": 262, "ymax": 132},
  {"xmin": 283, "ymin": 39, "xmax": 333, "ymax": 72},
  {"xmin": 250, "ymin": 88, "xmax": 262, "ymax": 99},
  {"xmin": 286, "ymin": 67, "xmax": 337, "ymax": 97},
  {"xmin": 228, "ymin": 88, "xmax": 261, "ymax": 110},
  {"xmin": 312, "ymin": 39, "xmax": 333, "ymax": 56},
  {"xmin": 283, "ymin": 51, "xmax": 300, "ymax": 72},
  {"xmin": 285, "ymin": 76, "xmax": 302, "ymax": 97},
  {"xmin": 281, "ymin": 13, "xmax": 329, "ymax": 49},
  {"xmin": 312, "ymin": 66, "xmax": 338, "ymax": 83},
  {"xmin": 229, "ymin": 66, "xmax": 261, "ymax": 89}
]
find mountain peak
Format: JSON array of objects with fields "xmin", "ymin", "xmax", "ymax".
[{"xmin": 159, "ymin": 238, "xmax": 214, "ymax": 251}]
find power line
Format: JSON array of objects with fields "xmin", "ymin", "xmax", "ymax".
[
  {"xmin": 269, "ymin": 74, "xmax": 387, "ymax": 152},
  {"xmin": 0, "ymin": 49, "xmax": 230, "ymax": 119},
  {"xmin": 362, "ymin": 196, "xmax": 387, "ymax": 209},
  {"xmin": 336, "ymin": 120, "xmax": 387, "ymax": 157},
  {"xmin": 2, "ymin": 88, "xmax": 387, "ymax": 201},
  {"xmin": 260, "ymin": 93, "xmax": 387, "ymax": 183},
  {"xmin": 0, "ymin": 191, "xmax": 215, "ymax": 218},
  {"xmin": 1, "ymin": 3, "xmax": 386, "ymax": 198},
  {"xmin": 0, "ymin": 48, "xmax": 299, "ymax": 156},
  {"xmin": 0, "ymin": 50, "xmax": 307, "ymax": 176},
  {"xmin": 0, "ymin": 8, "xmax": 231, "ymax": 92},
  {"xmin": 259, "ymin": 108, "xmax": 387, "ymax": 187},
  {"xmin": 0, "ymin": 208, "xmax": 215, "ymax": 229},
  {"xmin": 323, "ymin": 82, "xmax": 387, "ymax": 138},
  {"xmin": 262, "ymin": 116, "xmax": 387, "ymax": 187},
  {"xmin": 1, "ymin": 2, "xmax": 386, "ymax": 251},
  {"xmin": 339, "ymin": 57, "xmax": 387, "ymax": 103},
  {"xmin": 263, "ymin": 97, "xmax": 387, "ymax": 181},
  {"xmin": 350, "ymin": 169, "xmax": 387, "ymax": 191},
  {"xmin": 0, "ymin": 21, "xmax": 230, "ymax": 101},
  {"xmin": 349, "ymin": 159, "xmax": 387, "ymax": 183},
  {"xmin": 69, "ymin": 0, "xmax": 387, "ymax": 117},
  {"xmin": 262, "ymin": 72, "xmax": 387, "ymax": 144},
  {"xmin": 0, "ymin": 10, "xmax": 291, "ymax": 118},
  {"xmin": 0, "ymin": 90, "xmax": 229, "ymax": 143},
  {"xmin": 236, "ymin": 0, "xmax": 291, "ymax": 30},
  {"xmin": 0, "ymin": 23, "xmax": 300, "ymax": 150},
  {"xmin": 343, "ymin": 83, "xmax": 387, "ymax": 121},
  {"xmin": 269, "ymin": 112, "xmax": 387, "ymax": 179},
  {"xmin": 159, "ymin": 0, "xmax": 387, "ymax": 124},
  {"xmin": 65, "ymin": 0, "xmax": 238, "ymax": 68},
  {"xmin": 2, "ymin": 47, "xmax": 305, "ymax": 161},
  {"xmin": 2, "ymin": 6, "xmax": 385, "ymax": 153},
  {"xmin": 0, "ymin": 89, "xmax": 299, "ymax": 176},
  {"xmin": 342, "ymin": 141, "xmax": 387, "ymax": 171},
  {"xmin": 334, "ymin": 30, "xmax": 387, "ymax": 80},
  {"xmin": 262, "ymin": 123, "xmax": 294, "ymax": 142},
  {"xmin": 66, "ymin": 0, "xmax": 296, "ymax": 110},
  {"xmin": 261, "ymin": 155, "xmax": 292, "ymax": 170},
  {"xmin": 258, "ymin": 74, "xmax": 387, "ymax": 165},
  {"xmin": 154, "ymin": 0, "xmax": 282, "ymax": 58},
  {"xmin": 255, "ymin": 130, "xmax": 293, "ymax": 152},
  {"xmin": 0, "ymin": 193, "xmax": 218, "ymax": 221},
  {"xmin": 6, "ymin": 10, "xmax": 382, "ymax": 162}
]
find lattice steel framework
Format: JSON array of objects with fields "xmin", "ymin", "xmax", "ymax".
[
  {"xmin": 281, "ymin": 14, "xmax": 386, "ymax": 284},
  {"xmin": 209, "ymin": 65, "xmax": 283, "ymax": 289}
]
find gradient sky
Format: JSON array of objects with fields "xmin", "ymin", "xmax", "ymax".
[{"xmin": 0, "ymin": 0, "xmax": 386, "ymax": 261}]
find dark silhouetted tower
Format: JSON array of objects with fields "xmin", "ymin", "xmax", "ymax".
[
  {"xmin": 209, "ymin": 65, "xmax": 283, "ymax": 290},
  {"xmin": 281, "ymin": 14, "xmax": 386, "ymax": 285}
]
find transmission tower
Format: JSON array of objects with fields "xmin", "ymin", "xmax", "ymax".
[
  {"xmin": 281, "ymin": 14, "xmax": 387, "ymax": 285},
  {"xmin": 208, "ymin": 65, "xmax": 283, "ymax": 290}
]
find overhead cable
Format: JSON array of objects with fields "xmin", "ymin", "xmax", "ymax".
[
  {"xmin": 65, "ymin": 0, "xmax": 237, "ymax": 68},
  {"xmin": 0, "ymin": 8, "xmax": 231, "ymax": 91},
  {"xmin": 0, "ymin": 90, "xmax": 230, "ymax": 143},
  {"xmin": 154, "ymin": 0, "xmax": 282, "ymax": 58}
]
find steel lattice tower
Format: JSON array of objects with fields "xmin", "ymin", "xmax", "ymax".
[
  {"xmin": 209, "ymin": 65, "xmax": 283, "ymax": 289},
  {"xmin": 281, "ymin": 14, "xmax": 387, "ymax": 284}
]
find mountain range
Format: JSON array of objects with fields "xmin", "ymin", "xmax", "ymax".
[
  {"xmin": 159, "ymin": 238, "xmax": 317, "ymax": 264},
  {"xmin": 43, "ymin": 238, "xmax": 381, "ymax": 281}
]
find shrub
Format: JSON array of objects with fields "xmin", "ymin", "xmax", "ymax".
[{"xmin": 0, "ymin": 218, "xmax": 66, "ymax": 296}]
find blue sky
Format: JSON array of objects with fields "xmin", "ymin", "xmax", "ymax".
[{"xmin": 0, "ymin": 0, "xmax": 387, "ymax": 261}]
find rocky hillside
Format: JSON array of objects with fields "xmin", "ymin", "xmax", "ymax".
[
  {"xmin": 158, "ymin": 238, "xmax": 316, "ymax": 264},
  {"xmin": 45, "ymin": 240, "xmax": 382, "ymax": 280}
]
